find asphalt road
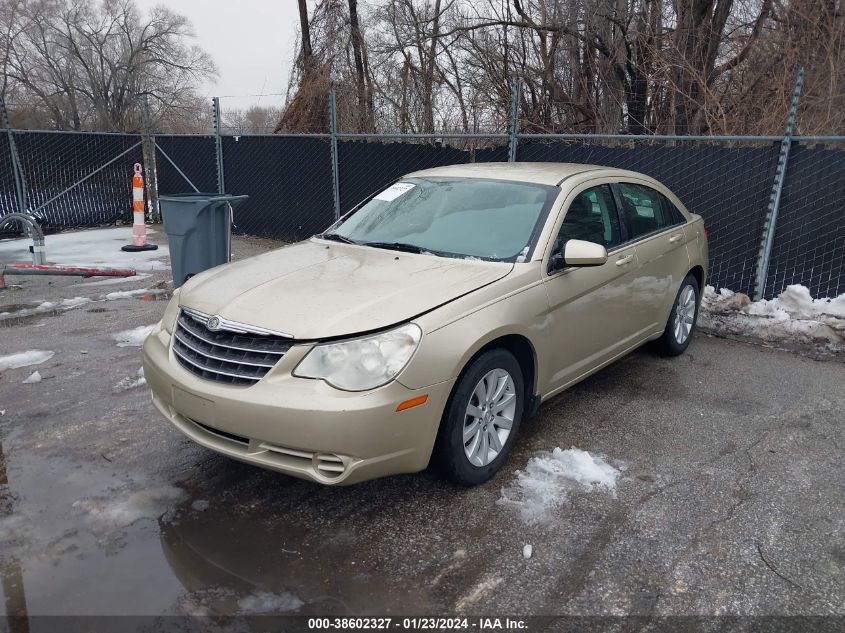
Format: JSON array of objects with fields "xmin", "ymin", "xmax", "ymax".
[{"xmin": 0, "ymin": 232, "xmax": 843, "ymax": 624}]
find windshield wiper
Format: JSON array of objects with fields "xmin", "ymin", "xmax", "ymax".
[
  {"xmin": 359, "ymin": 241, "xmax": 426, "ymax": 254},
  {"xmin": 317, "ymin": 232, "xmax": 357, "ymax": 244}
]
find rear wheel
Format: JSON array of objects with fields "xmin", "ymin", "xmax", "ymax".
[
  {"xmin": 434, "ymin": 349, "xmax": 524, "ymax": 486},
  {"xmin": 654, "ymin": 274, "xmax": 699, "ymax": 356}
]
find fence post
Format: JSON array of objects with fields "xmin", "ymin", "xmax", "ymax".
[
  {"xmin": 508, "ymin": 80, "xmax": 521, "ymax": 162},
  {"xmin": 753, "ymin": 68, "xmax": 805, "ymax": 301},
  {"xmin": 329, "ymin": 89, "xmax": 341, "ymax": 220},
  {"xmin": 140, "ymin": 95, "xmax": 160, "ymax": 223},
  {"xmin": 0, "ymin": 94, "xmax": 27, "ymax": 214},
  {"xmin": 212, "ymin": 96, "xmax": 225, "ymax": 194}
]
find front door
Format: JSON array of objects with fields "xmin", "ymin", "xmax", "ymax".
[{"xmin": 542, "ymin": 183, "xmax": 641, "ymax": 393}]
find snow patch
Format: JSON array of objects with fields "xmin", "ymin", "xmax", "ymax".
[
  {"xmin": 114, "ymin": 368, "xmax": 146, "ymax": 392},
  {"xmin": 0, "ymin": 350, "xmax": 55, "ymax": 371},
  {"xmin": 103, "ymin": 288, "xmax": 152, "ymax": 301},
  {"xmin": 498, "ymin": 447, "xmax": 621, "ymax": 524},
  {"xmin": 22, "ymin": 370, "xmax": 42, "ymax": 384},
  {"xmin": 61, "ymin": 297, "xmax": 93, "ymax": 309},
  {"xmin": 699, "ymin": 284, "xmax": 844, "ymax": 351},
  {"xmin": 113, "ymin": 325, "xmax": 156, "ymax": 347},
  {"xmin": 237, "ymin": 590, "xmax": 304, "ymax": 614},
  {"xmin": 0, "ymin": 227, "xmax": 169, "ymax": 271}
]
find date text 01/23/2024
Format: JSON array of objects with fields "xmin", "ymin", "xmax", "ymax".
[{"xmin": 307, "ymin": 617, "xmax": 529, "ymax": 630}]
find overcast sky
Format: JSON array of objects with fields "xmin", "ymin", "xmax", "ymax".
[{"xmin": 135, "ymin": 0, "xmax": 301, "ymax": 111}]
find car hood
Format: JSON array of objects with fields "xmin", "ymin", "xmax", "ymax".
[{"xmin": 178, "ymin": 239, "xmax": 513, "ymax": 339}]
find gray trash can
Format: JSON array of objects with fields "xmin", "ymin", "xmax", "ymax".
[{"xmin": 159, "ymin": 193, "xmax": 249, "ymax": 287}]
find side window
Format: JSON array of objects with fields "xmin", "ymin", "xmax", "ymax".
[
  {"xmin": 557, "ymin": 185, "xmax": 622, "ymax": 249},
  {"xmin": 616, "ymin": 183, "xmax": 682, "ymax": 239}
]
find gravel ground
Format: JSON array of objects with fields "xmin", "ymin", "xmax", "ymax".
[{"xmin": 0, "ymin": 228, "xmax": 843, "ymax": 624}]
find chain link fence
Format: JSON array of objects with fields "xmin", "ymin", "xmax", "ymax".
[
  {"xmin": 2, "ymin": 87, "xmax": 844, "ymax": 301},
  {"xmin": 763, "ymin": 142, "xmax": 845, "ymax": 300}
]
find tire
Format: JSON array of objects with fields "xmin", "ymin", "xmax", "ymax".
[
  {"xmin": 654, "ymin": 274, "xmax": 700, "ymax": 356},
  {"xmin": 434, "ymin": 349, "xmax": 524, "ymax": 486}
]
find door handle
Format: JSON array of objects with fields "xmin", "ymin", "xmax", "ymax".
[
  {"xmin": 615, "ymin": 254, "xmax": 634, "ymax": 266},
  {"xmin": 669, "ymin": 233, "xmax": 683, "ymax": 244}
]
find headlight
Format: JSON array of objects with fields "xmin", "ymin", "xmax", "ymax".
[
  {"xmin": 162, "ymin": 289, "xmax": 182, "ymax": 333},
  {"xmin": 294, "ymin": 323, "xmax": 422, "ymax": 391}
]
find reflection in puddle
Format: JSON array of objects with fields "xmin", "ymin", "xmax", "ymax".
[
  {"xmin": 0, "ymin": 440, "xmax": 185, "ymax": 618},
  {"xmin": 160, "ymin": 481, "xmax": 436, "ymax": 615},
  {"xmin": 0, "ymin": 310, "xmax": 63, "ymax": 328}
]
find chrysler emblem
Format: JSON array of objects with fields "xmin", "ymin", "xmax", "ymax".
[{"xmin": 207, "ymin": 316, "xmax": 222, "ymax": 331}]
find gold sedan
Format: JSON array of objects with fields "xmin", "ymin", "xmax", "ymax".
[{"xmin": 143, "ymin": 163, "xmax": 708, "ymax": 485}]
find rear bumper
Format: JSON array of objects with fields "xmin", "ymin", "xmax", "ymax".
[{"xmin": 142, "ymin": 323, "xmax": 453, "ymax": 485}]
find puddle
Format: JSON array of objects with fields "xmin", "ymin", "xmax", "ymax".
[
  {"xmin": 0, "ymin": 439, "xmax": 185, "ymax": 617},
  {"xmin": 0, "ymin": 310, "xmax": 63, "ymax": 328},
  {"xmin": 0, "ymin": 433, "xmax": 438, "ymax": 617},
  {"xmin": 0, "ymin": 304, "xmax": 40, "ymax": 313}
]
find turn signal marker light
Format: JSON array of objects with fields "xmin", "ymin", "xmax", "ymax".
[{"xmin": 396, "ymin": 394, "xmax": 428, "ymax": 412}]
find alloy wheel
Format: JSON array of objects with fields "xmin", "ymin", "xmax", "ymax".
[
  {"xmin": 463, "ymin": 368, "xmax": 516, "ymax": 467},
  {"xmin": 673, "ymin": 284, "xmax": 696, "ymax": 344}
]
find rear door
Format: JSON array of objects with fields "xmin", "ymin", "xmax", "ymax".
[{"xmin": 612, "ymin": 181, "xmax": 691, "ymax": 335}]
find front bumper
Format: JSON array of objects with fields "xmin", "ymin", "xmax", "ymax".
[{"xmin": 142, "ymin": 323, "xmax": 453, "ymax": 485}]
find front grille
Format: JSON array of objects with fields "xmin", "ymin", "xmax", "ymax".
[{"xmin": 173, "ymin": 309, "xmax": 293, "ymax": 386}]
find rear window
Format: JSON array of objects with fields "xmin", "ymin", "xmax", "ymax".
[{"xmin": 617, "ymin": 183, "xmax": 684, "ymax": 239}]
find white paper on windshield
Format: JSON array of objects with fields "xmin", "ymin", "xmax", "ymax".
[{"xmin": 374, "ymin": 182, "xmax": 415, "ymax": 201}]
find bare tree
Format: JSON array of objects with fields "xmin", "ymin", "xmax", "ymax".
[
  {"xmin": 0, "ymin": 0, "xmax": 216, "ymax": 131},
  {"xmin": 276, "ymin": 0, "xmax": 844, "ymax": 136},
  {"xmin": 348, "ymin": 0, "xmax": 374, "ymax": 130},
  {"xmin": 225, "ymin": 105, "xmax": 282, "ymax": 134}
]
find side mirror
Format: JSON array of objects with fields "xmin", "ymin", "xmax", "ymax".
[{"xmin": 549, "ymin": 238, "xmax": 608, "ymax": 272}]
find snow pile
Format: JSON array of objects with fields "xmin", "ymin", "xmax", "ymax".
[
  {"xmin": 113, "ymin": 325, "xmax": 156, "ymax": 347},
  {"xmin": 498, "ymin": 447, "xmax": 621, "ymax": 524},
  {"xmin": 114, "ymin": 368, "xmax": 146, "ymax": 392},
  {"xmin": 73, "ymin": 485, "xmax": 185, "ymax": 530},
  {"xmin": 0, "ymin": 227, "xmax": 169, "ymax": 271},
  {"xmin": 699, "ymin": 284, "xmax": 844, "ymax": 350},
  {"xmin": 237, "ymin": 590, "xmax": 304, "ymax": 614},
  {"xmin": 0, "ymin": 350, "xmax": 55, "ymax": 371},
  {"xmin": 22, "ymin": 370, "xmax": 42, "ymax": 384}
]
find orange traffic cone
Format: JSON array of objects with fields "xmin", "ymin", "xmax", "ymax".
[{"xmin": 122, "ymin": 162, "xmax": 158, "ymax": 252}]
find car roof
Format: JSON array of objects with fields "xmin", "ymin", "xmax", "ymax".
[{"xmin": 405, "ymin": 162, "xmax": 640, "ymax": 186}]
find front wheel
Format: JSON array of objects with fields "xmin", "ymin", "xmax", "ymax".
[
  {"xmin": 434, "ymin": 349, "xmax": 524, "ymax": 486},
  {"xmin": 654, "ymin": 274, "xmax": 700, "ymax": 356}
]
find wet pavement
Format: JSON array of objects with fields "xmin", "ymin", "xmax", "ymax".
[{"xmin": 0, "ymin": 230, "xmax": 843, "ymax": 621}]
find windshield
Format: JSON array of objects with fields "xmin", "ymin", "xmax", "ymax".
[{"xmin": 327, "ymin": 177, "xmax": 559, "ymax": 261}]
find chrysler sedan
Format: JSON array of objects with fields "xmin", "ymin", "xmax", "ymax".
[{"xmin": 143, "ymin": 163, "xmax": 708, "ymax": 485}]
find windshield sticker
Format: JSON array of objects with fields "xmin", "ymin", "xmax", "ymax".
[{"xmin": 374, "ymin": 182, "xmax": 416, "ymax": 202}]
